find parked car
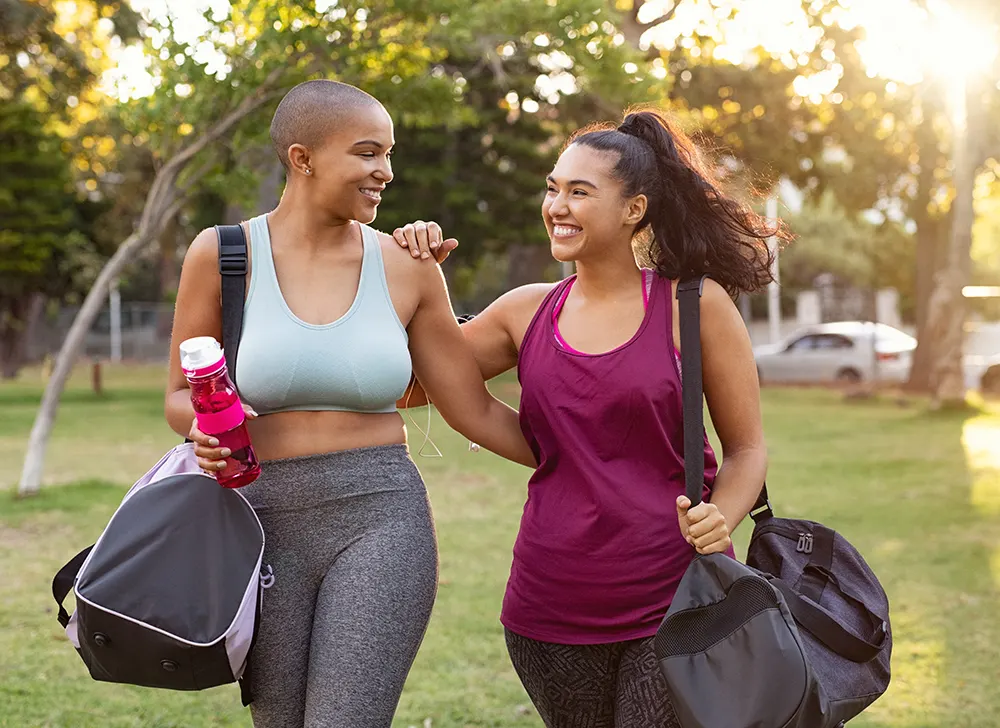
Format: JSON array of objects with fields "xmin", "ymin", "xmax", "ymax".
[{"xmin": 754, "ymin": 322, "xmax": 916, "ymax": 385}]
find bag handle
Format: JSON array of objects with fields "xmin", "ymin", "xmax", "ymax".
[
  {"xmin": 676, "ymin": 277, "xmax": 769, "ymax": 512},
  {"xmin": 216, "ymin": 223, "xmax": 248, "ymax": 381},
  {"xmin": 51, "ymin": 545, "xmax": 93, "ymax": 628},
  {"xmin": 770, "ymin": 576, "xmax": 887, "ymax": 663}
]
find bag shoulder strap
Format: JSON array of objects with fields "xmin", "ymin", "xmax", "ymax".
[
  {"xmin": 676, "ymin": 276, "xmax": 770, "ymax": 514},
  {"xmin": 215, "ymin": 224, "xmax": 248, "ymax": 379},
  {"xmin": 52, "ymin": 545, "xmax": 93, "ymax": 627}
]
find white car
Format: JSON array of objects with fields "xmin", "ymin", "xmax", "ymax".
[{"xmin": 754, "ymin": 322, "xmax": 916, "ymax": 385}]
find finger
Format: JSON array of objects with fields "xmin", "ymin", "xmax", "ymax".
[
  {"xmin": 197, "ymin": 456, "xmax": 229, "ymax": 473},
  {"xmin": 685, "ymin": 502, "xmax": 714, "ymax": 525},
  {"xmin": 243, "ymin": 403, "xmax": 258, "ymax": 419},
  {"xmin": 691, "ymin": 520, "xmax": 729, "ymax": 549},
  {"xmin": 676, "ymin": 495, "xmax": 691, "ymax": 515},
  {"xmin": 427, "ymin": 221, "xmax": 442, "ymax": 250},
  {"xmin": 188, "ymin": 419, "xmax": 218, "ymax": 447},
  {"xmin": 195, "ymin": 442, "xmax": 232, "ymax": 461},
  {"xmin": 403, "ymin": 224, "xmax": 420, "ymax": 258},
  {"xmin": 694, "ymin": 528, "xmax": 732, "ymax": 554},
  {"xmin": 433, "ymin": 237, "xmax": 457, "ymax": 264},
  {"xmin": 687, "ymin": 510, "xmax": 725, "ymax": 540},
  {"xmin": 392, "ymin": 229, "xmax": 408, "ymax": 247},
  {"xmin": 415, "ymin": 221, "xmax": 431, "ymax": 260}
]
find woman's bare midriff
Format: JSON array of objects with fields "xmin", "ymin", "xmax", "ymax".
[{"xmin": 247, "ymin": 410, "xmax": 407, "ymax": 461}]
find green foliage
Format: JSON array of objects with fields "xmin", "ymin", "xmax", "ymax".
[
  {"xmin": 0, "ymin": 101, "xmax": 95, "ymax": 305},
  {"xmin": 780, "ymin": 193, "xmax": 916, "ymax": 319}
]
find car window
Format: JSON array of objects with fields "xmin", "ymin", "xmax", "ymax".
[
  {"xmin": 815, "ymin": 334, "xmax": 854, "ymax": 350},
  {"xmin": 787, "ymin": 336, "xmax": 817, "ymax": 351}
]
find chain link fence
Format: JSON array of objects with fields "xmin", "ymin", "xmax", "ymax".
[{"xmin": 26, "ymin": 303, "xmax": 175, "ymax": 364}]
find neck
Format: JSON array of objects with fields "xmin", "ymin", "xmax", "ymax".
[
  {"xmin": 268, "ymin": 180, "xmax": 357, "ymax": 253},
  {"xmin": 572, "ymin": 247, "xmax": 642, "ymax": 301}
]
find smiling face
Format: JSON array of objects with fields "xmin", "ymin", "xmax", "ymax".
[
  {"xmin": 542, "ymin": 143, "xmax": 647, "ymax": 263},
  {"xmin": 287, "ymin": 103, "xmax": 395, "ymax": 224}
]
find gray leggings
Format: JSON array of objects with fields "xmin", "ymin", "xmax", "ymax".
[{"xmin": 239, "ymin": 445, "xmax": 438, "ymax": 728}]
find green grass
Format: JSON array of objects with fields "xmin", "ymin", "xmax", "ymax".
[{"xmin": 2, "ymin": 365, "xmax": 999, "ymax": 727}]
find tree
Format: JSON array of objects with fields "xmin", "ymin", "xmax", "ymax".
[
  {"xmin": 0, "ymin": 101, "xmax": 96, "ymax": 377},
  {"xmin": 23, "ymin": 0, "xmax": 642, "ymax": 494}
]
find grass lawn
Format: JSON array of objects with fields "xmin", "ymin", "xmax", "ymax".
[{"xmin": 2, "ymin": 364, "xmax": 999, "ymax": 727}]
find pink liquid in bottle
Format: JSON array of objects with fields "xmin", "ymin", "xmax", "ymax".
[{"xmin": 180, "ymin": 336, "xmax": 261, "ymax": 488}]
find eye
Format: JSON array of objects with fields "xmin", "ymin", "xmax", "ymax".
[
  {"xmin": 360, "ymin": 152, "xmax": 376, "ymax": 158},
  {"xmin": 572, "ymin": 189, "xmax": 588, "ymax": 196},
  {"xmin": 545, "ymin": 185, "xmax": 557, "ymax": 193}
]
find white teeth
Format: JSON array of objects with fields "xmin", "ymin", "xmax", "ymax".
[
  {"xmin": 361, "ymin": 189, "xmax": 382, "ymax": 200},
  {"xmin": 553, "ymin": 225, "xmax": 581, "ymax": 237}
]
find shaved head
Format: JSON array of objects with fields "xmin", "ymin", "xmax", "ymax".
[{"xmin": 269, "ymin": 80, "xmax": 383, "ymax": 170}]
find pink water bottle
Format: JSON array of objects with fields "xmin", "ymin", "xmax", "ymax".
[{"xmin": 179, "ymin": 336, "xmax": 261, "ymax": 488}]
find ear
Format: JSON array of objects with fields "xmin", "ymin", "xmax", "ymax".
[
  {"xmin": 624, "ymin": 193, "xmax": 647, "ymax": 226},
  {"xmin": 287, "ymin": 144, "xmax": 312, "ymax": 176}
]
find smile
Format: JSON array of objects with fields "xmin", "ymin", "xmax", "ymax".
[
  {"xmin": 360, "ymin": 188, "xmax": 382, "ymax": 202},
  {"xmin": 553, "ymin": 225, "xmax": 582, "ymax": 238}
]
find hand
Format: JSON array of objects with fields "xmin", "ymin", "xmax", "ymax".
[
  {"xmin": 677, "ymin": 496, "xmax": 731, "ymax": 555},
  {"xmin": 392, "ymin": 220, "xmax": 458, "ymax": 263},
  {"xmin": 188, "ymin": 403, "xmax": 258, "ymax": 474}
]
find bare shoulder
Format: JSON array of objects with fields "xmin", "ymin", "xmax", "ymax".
[
  {"xmin": 490, "ymin": 282, "xmax": 559, "ymax": 318},
  {"xmin": 184, "ymin": 227, "xmax": 220, "ymax": 266},
  {"xmin": 700, "ymin": 278, "xmax": 740, "ymax": 320},
  {"xmin": 373, "ymin": 228, "xmax": 437, "ymax": 281}
]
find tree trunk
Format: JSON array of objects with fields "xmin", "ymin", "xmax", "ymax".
[
  {"xmin": 0, "ymin": 294, "xmax": 45, "ymax": 379},
  {"xmin": 926, "ymin": 85, "xmax": 978, "ymax": 407},
  {"xmin": 906, "ymin": 103, "xmax": 944, "ymax": 392},
  {"xmin": 907, "ymin": 216, "xmax": 943, "ymax": 391}
]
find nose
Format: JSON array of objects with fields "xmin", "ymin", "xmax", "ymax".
[
  {"xmin": 547, "ymin": 190, "xmax": 570, "ymax": 218},
  {"xmin": 374, "ymin": 157, "xmax": 393, "ymax": 184}
]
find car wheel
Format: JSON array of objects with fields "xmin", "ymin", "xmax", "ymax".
[{"xmin": 836, "ymin": 367, "xmax": 862, "ymax": 384}]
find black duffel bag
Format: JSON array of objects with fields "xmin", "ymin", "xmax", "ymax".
[{"xmin": 654, "ymin": 278, "xmax": 891, "ymax": 728}]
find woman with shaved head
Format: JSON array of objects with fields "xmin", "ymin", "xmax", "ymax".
[{"xmin": 165, "ymin": 79, "xmax": 536, "ymax": 727}]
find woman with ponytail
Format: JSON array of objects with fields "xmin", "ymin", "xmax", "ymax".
[{"xmin": 396, "ymin": 107, "xmax": 786, "ymax": 726}]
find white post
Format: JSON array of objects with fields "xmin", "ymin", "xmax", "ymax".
[
  {"xmin": 766, "ymin": 195, "xmax": 781, "ymax": 344},
  {"xmin": 109, "ymin": 278, "xmax": 122, "ymax": 364}
]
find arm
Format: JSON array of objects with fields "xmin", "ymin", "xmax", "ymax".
[
  {"xmin": 679, "ymin": 279, "xmax": 768, "ymax": 553},
  {"xmin": 397, "ymin": 302, "xmax": 519, "ymax": 408},
  {"xmin": 406, "ymin": 262, "xmax": 536, "ymax": 468},
  {"xmin": 164, "ymin": 228, "xmax": 254, "ymax": 469}
]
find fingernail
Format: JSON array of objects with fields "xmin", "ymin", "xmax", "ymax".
[
  {"xmin": 247, "ymin": 408, "xmax": 258, "ymax": 417},
  {"xmin": 421, "ymin": 252, "xmax": 429, "ymax": 259},
  {"xmin": 208, "ymin": 438, "xmax": 219, "ymax": 447},
  {"xmin": 411, "ymin": 250, "xmax": 419, "ymax": 257},
  {"xmin": 431, "ymin": 242, "xmax": 439, "ymax": 248},
  {"xmin": 220, "ymin": 448, "xmax": 232, "ymax": 458},
  {"xmin": 217, "ymin": 462, "xmax": 227, "ymax": 470}
]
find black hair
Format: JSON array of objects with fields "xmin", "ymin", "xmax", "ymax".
[
  {"xmin": 568, "ymin": 106, "xmax": 788, "ymax": 296},
  {"xmin": 269, "ymin": 80, "xmax": 381, "ymax": 170}
]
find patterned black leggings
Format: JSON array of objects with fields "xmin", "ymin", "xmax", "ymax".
[{"xmin": 505, "ymin": 629, "xmax": 680, "ymax": 728}]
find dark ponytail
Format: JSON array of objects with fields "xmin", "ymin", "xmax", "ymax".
[{"xmin": 568, "ymin": 106, "xmax": 788, "ymax": 296}]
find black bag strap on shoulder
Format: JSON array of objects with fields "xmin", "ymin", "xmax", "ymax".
[
  {"xmin": 676, "ymin": 277, "xmax": 770, "ymax": 513},
  {"xmin": 215, "ymin": 224, "xmax": 248, "ymax": 379},
  {"xmin": 52, "ymin": 545, "xmax": 93, "ymax": 627}
]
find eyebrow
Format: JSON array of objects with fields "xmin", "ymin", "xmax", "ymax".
[
  {"xmin": 546, "ymin": 175, "xmax": 597, "ymax": 188},
  {"xmin": 352, "ymin": 140, "xmax": 392, "ymax": 149}
]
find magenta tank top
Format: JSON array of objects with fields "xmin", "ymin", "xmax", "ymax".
[{"xmin": 500, "ymin": 271, "xmax": 720, "ymax": 644}]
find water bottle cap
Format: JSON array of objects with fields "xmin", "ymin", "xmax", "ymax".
[{"xmin": 179, "ymin": 336, "xmax": 226, "ymax": 377}]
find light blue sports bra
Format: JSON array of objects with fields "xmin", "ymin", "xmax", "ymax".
[{"xmin": 235, "ymin": 214, "xmax": 411, "ymax": 415}]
